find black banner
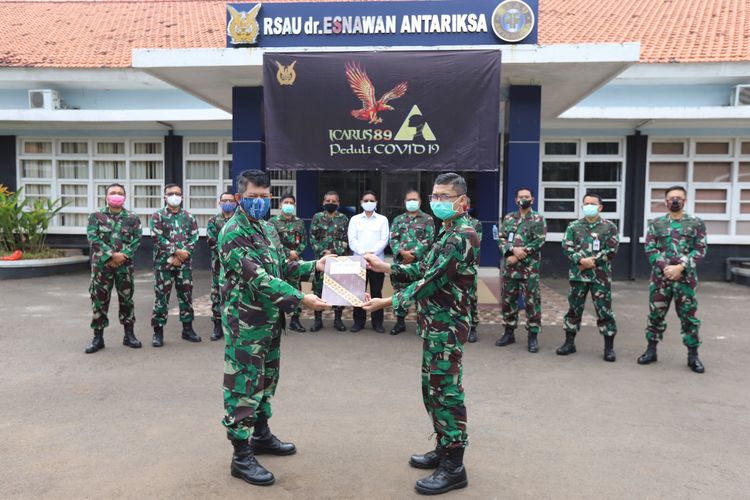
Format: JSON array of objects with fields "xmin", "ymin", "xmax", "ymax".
[{"xmin": 263, "ymin": 50, "xmax": 501, "ymax": 171}]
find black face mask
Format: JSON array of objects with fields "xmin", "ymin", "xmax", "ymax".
[
  {"xmin": 323, "ymin": 203, "xmax": 339, "ymax": 213},
  {"xmin": 518, "ymin": 198, "xmax": 532, "ymax": 209},
  {"xmin": 668, "ymin": 198, "xmax": 684, "ymax": 213}
]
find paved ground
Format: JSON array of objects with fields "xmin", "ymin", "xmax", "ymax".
[{"xmin": 1, "ymin": 270, "xmax": 749, "ymax": 499}]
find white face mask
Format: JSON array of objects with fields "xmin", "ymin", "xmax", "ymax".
[
  {"xmin": 361, "ymin": 201, "xmax": 377, "ymax": 212},
  {"xmin": 166, "ymin": 195, "xmax": 182, "ymax": 207}
]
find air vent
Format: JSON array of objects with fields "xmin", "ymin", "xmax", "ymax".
[{"xmin": 28, "ymin": 89, "xmax": 61, "ymax": 110}]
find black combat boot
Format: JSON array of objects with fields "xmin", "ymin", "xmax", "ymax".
[
  {"xmin": 288, "ymin": 315, "xmax": 306, "ymax": 333},
  {"xmin": 637, "ymin": 340, "xmax": 658, "ymax": 365},
  {"xmin": 122, "ymin": 324, "xmax": 142, "ymax": 348},
  {"xmin": 152, "ymin": 326, "xmax": 164, "ymax": 348},
  {"xmin": 181, "ymin": 322, "xmax": 202, "ymax": 342},
  {"xmin": 687, "ymin": 346, "xmax": 705, "ymax": 373},
  {"xmin": 415, "ymin": 447, "xmax": 468, "ymax": 495},
  {"xmin": 310, "ymin": 311, "xmax": 323, "ymax": 332},
  {"xmin": 390, "ymin": 316, "xmax": 406, "ymax": 335},
  {"xmin": 333, "ymin": 308, "xmax": 347, "ymax": 332},
  {"xmin": 603, "ymin": 335, "xmax": 616, "ymax": 362},
  {"xmin": 251, "ymin": 413, "xmax": 297, "ymax": 456},
  {"xmin": 495, "ymin": 327, "xmax": 515, "ymax": 347},
  {"xmin": 211, "ymin": 319, "xmax": 223, "ymax": 341},
  {"xmin": 85, "ymin": 329, "xmax": 105, "ymax": 354},
  {"xmin": 230, "ymin": 438, "xmax": 275, "ymax": 486},
  {"xmin": 527, "ymin": 332, "xmax": 538, "ymax": 353},
  {"xmin": 409, "ymin": 445, "xmax": 445, "ymax": 469},
  {"xmin": 468, "ymin": 326, "xmax": 478, "ymax": 343},
  {"xmin": 556, "ymin": 331, "xmax": 577, "ymax": 355}
]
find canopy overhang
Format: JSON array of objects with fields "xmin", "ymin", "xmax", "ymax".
[{"xmin": 132, "ymin": 43, "xmax": 641, "ymax": 120}]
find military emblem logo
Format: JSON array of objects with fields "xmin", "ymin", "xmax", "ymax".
[
  {"xmin": 492, "ymin": 0, "xmax": 535, "ymax": 43},
  {"xmin": 227, "ymin": 3, "xmax": 261, "ymax": 45},
  {"xmin": 275, "ymin": 61, "xmax": 297, "ymax": 86},
  {"xmin": 345, "ymin": 62, "xmax": 408, "ymax": 125}
]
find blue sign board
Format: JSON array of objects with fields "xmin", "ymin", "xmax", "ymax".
[{"xmin": 226, "ymin": 0, "xmax": 538, "ymax": 48}]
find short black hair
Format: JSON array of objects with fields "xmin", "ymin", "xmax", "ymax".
[
  {"xmin": 404, "ymin": 188, "xmax": 420, "ymax": 199},
  {"xmin": 280, "ymin": 192, "xmax": 296, "ymax": 203},
  {"xmin": 164, "ymin": 183, "xmax": 181, "ymax": 194},
  {"xmin": 219, "ymin": 191, "xmax": 235, "ymax": 200},
  {"xmin": 323, "ymin": 190, "xmax": 340, "ymax": 201},
  {"xmin": 582, "ymin": 192, "xmax": 603, "ymax": 205},
  {"xmin": 516, "ymin": 187, "xmax": 534, "ymax": 197},
  {"xmin": 237, "ymin": 169, "xmax": 270, "ymax": 192},
  {"xmin": 361, "ymin": 190, "xmax": 378, "ymax": 201},
  {"xmin": 664, "ymin": 185, "xmax": 687, "ymax": 198},
  {"xmin": 434, "ymin": 173, "xmax": 467, "ymax": 195},
  {"xmin": 105, "ymin": 183, "xmax": 126, "ymax": 196}
]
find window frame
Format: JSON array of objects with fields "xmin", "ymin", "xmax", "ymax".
[
  {"xmin": 16, "ymin": 137, "xmax": 165, "ymax": 235},
  {"xmin": 539, "ymin": 138, "xmax": 627, "ymax": 242},
  {"xmin": 645, "ymin": 137, "xmax": 750, "ymax": 244}
]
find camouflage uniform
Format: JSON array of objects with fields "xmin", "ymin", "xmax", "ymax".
[
  {"xmin": 207, "ymin": 213, "xmax": 232, "ymax": 323},
  {"xmin": 644, "ymin": 214, "xmax": 707, "ymax": 347},
  {"xmin": 390, "ymin": 213, "xmax": 480, "ymax": 450},
  {"xmin": 87, "ymin": 207, "xmax": 142, "ymax": 330},
  {"xmin": 150, "ymin": 207, "xmax": 199, "ymax": 327},
  {"xmin": 498, "ymin": 210, "xmax": 547, "ymax": 333},
  {"xmin": 466, "ymin": 215, "xmax": 483, "ymax": 328},
  {"xmin": 219, "ymin": 209, "xmax": 316, "ymax": 440},
  {"xmin": 388, "ymin": 210, "xmax": 435, "ymax": 318},
  {"xmin": 269, "ymin": 213, "xmax": 308, "ymax": 318},
  {"xmin": 561, "ymin": 217, "xmax": 619, "ymax": 337}
]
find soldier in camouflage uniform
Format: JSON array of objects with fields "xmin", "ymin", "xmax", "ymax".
[
  {"xmin": 638, "ymin": 186, "xmax": 707, "ymax": 373},
  {"xmin": 388, "ymin": 189, "xmax": 435, "ymax": 335},
  {"xmin": 309, "ymin": 190, "xmax": 350, "ymax": 332},
  {"xmin": 269, "ymin": 193, "xmax": 308, "ymax": 333},
  {"xmin": 496, "ymin": 188, "xmax": 547, "ymax": 353},
  {"xmin": 557, "ymin": 193, "xmax": 620, "ymax": 361},
  {"xmin": 465, "ymin": 197, "xmax": 483, "ymax": 343},
  {"xmin": 150, "ymin": 184, "xmax": 201, "ymax": 347},
  {"xmin": 206, "ymin": 192, "xmax": 237, "ymax": 341},
  {"xmin": 84, "ymin": 183, "xmax": 142, "ymax": 353},
  {"xmin": 219, "ymin": 170, "xmax": 329, "ymax": 486},
  {"xmin": 364, "ymin": 173, "xmax": 477, "ymax": 496}
]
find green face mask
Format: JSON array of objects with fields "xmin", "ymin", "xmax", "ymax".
[
  {"xmin": 405, "ymin": 200, "xmax": 420, "ymax": 212},
  {"xmin": 430, "ymin": 200, "xmax": 458, "ymax": 220}
]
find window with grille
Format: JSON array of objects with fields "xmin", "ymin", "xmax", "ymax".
[
  {"xmin": 17, "ymin": 138, "xmax": 165, "ymax": 234},
  {"xmin": 539, "ymin": 139, "xmax": 625, "ymax": 239},
  {"xmin": 647, "ymin": 138, "xmax": 750, "ymax": 242}
]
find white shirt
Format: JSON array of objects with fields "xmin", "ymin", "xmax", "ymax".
[{"xmin": 348, "ymin": 211, "xmax": 390, "ymax": 260}]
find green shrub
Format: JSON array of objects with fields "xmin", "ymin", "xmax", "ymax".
[{"xmin": 0, "ymin": 185, "xmax": 66, "ymax": 254}]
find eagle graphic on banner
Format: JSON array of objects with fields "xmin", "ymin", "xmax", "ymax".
[{"xmin": 345, "ymin": 62, "xmax": 408, "ymax": 125}]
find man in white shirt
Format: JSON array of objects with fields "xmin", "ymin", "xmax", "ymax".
[{"xmin": 348, "ymin": 190, "xmax": 390, "ymax": 333}]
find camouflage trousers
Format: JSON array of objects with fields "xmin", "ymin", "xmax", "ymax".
[
  {"xmin": 422, "ymin": 332, "xmax": 468, "ymax": 449},
  {"xmin": 563, "ymin": 280, "xmax": 616, "ymax": 337},
  {"xmin": 501, "ymin": 275, "xmax": 542, "ymax": 334},
  {"xmin": 151, "ymin": 265, "xmax": 194, "ymax": 328},
  {"xmin": 646, "ymin": 278, "xmax": 701, "ymax": 347},
  {"xmin": 470, "ymin": 274, "xmax": 479, "ymax": 328},
  {"xmin": 222, "ymin": 331, "xmax": 281, "ymax": 441},
  {"xmin": 210, "ymin": 261, "xmax": 221, "ymax": 321},
  {"xmin": 89, "ymin": 265, "xmax": 135, "ymax": 330},
  {"xmin": 391, "ymin": 275, "xmax": 409, "ymax": 318}
]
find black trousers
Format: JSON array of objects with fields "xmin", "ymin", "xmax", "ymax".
[{"xmin": 353, "ymin": 269, "xmax": 384, "ymax": 327}]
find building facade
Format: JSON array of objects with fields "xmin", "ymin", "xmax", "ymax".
[{"xmin": 1, "ymin": 0, "xmax": 748, "ymax": 278}]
